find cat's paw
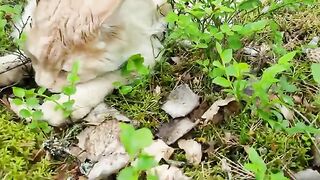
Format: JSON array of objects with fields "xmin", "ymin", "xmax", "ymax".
[
  {"xmin": 40, "ymin": 101, "xmax": 67, "ymax": 127},
  {"xmin": 71, "ymin": 106, "xmax": 92, "ymax": 121}
]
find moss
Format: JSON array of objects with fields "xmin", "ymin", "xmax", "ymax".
[{"xmin": 0, "ymin": 107, "xmax": 52, "ymax": 179}]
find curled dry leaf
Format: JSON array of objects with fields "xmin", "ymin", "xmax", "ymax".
[
  {"xmin": 84, "ymin": 103, "xmax": 131, "ymax": 124},
  {"xmin": 178, "ymin": 139, "xmax": 202, "ymax": 165},
  {"xmin": 294, "ymin": 169, "xmax": 320, "ymax": 180},
  {"xmin": 306, "ymin": 47, "xmax": 320, "ymax": 63},
  {"xmin": 162, "ymin": 84, "xmax": 200, "ymax": 118},
  {"xmin": 71, "ymin": 120, "xmax": 129, "ymax": 179},
  {"xmin": 154, "ymin": 85, "xmax": 162, "ymax": 95},
  {"xmin": 149, "ymin": 165, "xmax": 191, "ymax": 180},
  {"xmin": 312, "ymin": 135, "xmax": 320, "ymax": 167},
  {"xmin": 278, "ymin": 105, "xmax": 294, "ymax": 121},
  {"xmin": 144, "ymin": 139, "xmax": 174, "ymax": 163},
  {"xmin": 157, "ymin": 117, "xmax": 198, "ymax": 145},
  {"xmin": 201, "ymin": 97, "xmax": 236, "ymax": 124}
]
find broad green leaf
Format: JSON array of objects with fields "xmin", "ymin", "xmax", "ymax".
[
  {"xmin": 19, "ymin": 109, "xmax": 32, "ymax": 118},
  {"xmin": 225, "ymin": 66, "xmax": 237, "ymax": 77},
  {"xmin": 37, "ymin": 87, "xmax": 46, "ymax": 95},
  {"xmin": 12, "ymin": 87, "xmax": 25, "ymax": 98},
  {"xmin": 244, "ymin": 147, "xmax": 267, "ymax": 180},
  {"xmin": 166, "ymin": 12, "xmax": 178, "ymax": 23},
  {"xmin": 311, "ymin": 63, "xmax": 320, "ymax": 84},
  {"xmin": 32, "ymin": 110, "xmax": 43, "ymax": 121},
  {"xmin": 62, "ymin": 86, "xmax": 76, "ymax": 96},
  {"xmin": 26, "ymin": 97, "xmax": 39, "ymax": 108},
  {"xmin": 278, "ymin": 51, "xmax": 296, "ymax": 65},
  {"xmin": 12, "ymin": 98, "xmax": 23, "ymax": 105},
  {"xmin": 147, "ymin": 174, "xmax": 158, "ymax": 180},
  {"xmin": 270, "ymin": 172, "xmax": 289, "ymax": 180},
  {"xmin": 239, "ymin": 0, "xmax": 262, "ymax": 10},
  {"xmin": 215, "ymin": 42, "xmax": 223, "ymax": 55},
  {"xmin": 132, "ymin": 128, "xmax": 153, "ymax": 149},
  {"xmin": 228, "ymin": 34, "xmax": 243, "ymax": 50},
  {"xmin": 279, "ymin": 76, "xmax": 297, "ymax": 92},
  {"xmin": 212, "ymin": 77, "xmax": 231, "ymax": 88},
  {"xmin": 117, "ymin": 167, "xmax": 138, "ymax": 180},
  {"xmin": 221, "ymin": 49, "xmax": 233, "ymax": 64},
  {"xmin": 120, "ymin": 123, "xmax": 136, "ymax": 157},
  {"xmin": 120, "ymin": 86, "xmax": 133, "ymax": 95},
  {"xmin": 209, "ymin": 68, "xmax": 225, "ymax": 79},
  {"xmin": 135, "ymin": 154, "xmax": 157, "ymax": 171}
]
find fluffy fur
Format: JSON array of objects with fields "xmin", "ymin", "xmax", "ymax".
[{"xmin": 2, "ymin": 0, "xmax": 167, "ymax": 126}]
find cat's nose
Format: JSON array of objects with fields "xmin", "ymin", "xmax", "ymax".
[{"xmin": 35, "ymin": 71, "xmax": 55, "ymax": 89}]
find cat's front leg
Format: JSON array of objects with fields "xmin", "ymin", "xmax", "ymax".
[{"xmin": 40, "ymin": 71, "xmax": 125, "ymax": 126}]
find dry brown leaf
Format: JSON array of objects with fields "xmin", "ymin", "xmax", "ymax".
[
  {"xmin": 178, "ymin": 139, "xmax": 202, "ymax": 165},
  {"xmin": 72, "ymin": 121, "xmax": 129, "ymax": 179},
  {"xmin": 162, "ymin": 84, "xmax": 200, "ymax": 118},
  {"xmin": 149, "ymin": 165, "xmax": 191, "ymax": 180},
  {"xmin": 144, "ymin": 139, "xmax": 174, "ymax": 162},
  {"xmin": 278, "ymin": 105, "xmax": 294, "ymax": 121},
  {"xmin": 294, "ymin": 169, "xmax": 320, "ymax": 180},
  {"xmin": 83, "ymin": 103, "xmax": 131, "ymax": 124},
  {"xmin": 201, "ymin": 97, "xmax": 236, "ymax": 124},
  {"xmin": 157, "ymin": 117, "xmax": 198, "ymax": 145}
]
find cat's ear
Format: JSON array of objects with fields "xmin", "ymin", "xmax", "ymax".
[{"xmin": 86, "ymin": 0, "xmax": 123, "ymax": 25}]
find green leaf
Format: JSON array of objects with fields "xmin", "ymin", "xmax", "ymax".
[
  {"xmin": 135, "ymin": 154, "xmax": 157, "ymax": 171},
  {"xmin": 311, "ymin": 63, "xmax": 320, "ymax": 84},
  {"xmin": 147, "ymin": 174, "xmax": 158, "ymax": 180},
  {"xmin": 216, "ymin": 42, "xmax": 223, "ymax": 55},
  {"xmin": 26, "ymin": 97, "xmax": 39, "ymax": 108},
  {"xmin": 37, "ymin": 87, "xmax": 46, "ymax": 95},
  {"xmin": 12, "ymin": 98, "xmax": 23, "ymax": 105},
  {"xmin": 120, "ymin": 123, "xmax": 136, "ymax": 157},
  {"xmin": 19, "ymin": 109, "xmax": 32, "ymax": 118},
  {"xmin": 212, "ymin": 77, "xmax": 231, "ymax": 88},
  {"xmin": 133, "ymin": 128, "xmax": 153, "ymax": 149},
  {"xmin": 270, "ymin": 172, "xmax": 289, "ymax": 180},
  {"xmin": 221, "ymin": 49, "xmax": 233, "ymax": 64},
  {"xmin": 209, "ymin": 68, "xmax": 225, "ymax": 79},
  {"xmin": 118, "ymin": 167, "xmax": 138, "ymax": 180},
  {"xmin": 166, "ymin": 12, "xmax": 178, "ymax": 23},
  {"xmin": 12, "ymin": 87, "xmax": 25, "ymax": 98},
  {"xmin": 62, "ymin": 86, "xmax": 76, "ymax": 96},
  {"xmin": 228, "ymin": 34, "xmax": 243, "ymax": 50},
  {"xmin": 278, "ymin": 51, "xmax": 296, "ymax": 65},
  {"xmin": 244, "ymin": 147, "xmax": 267, "ymax": 180},
  {"xmin": 239, "ymin": 0, "xmax": 262, "ymax": 10},
  {"xmin": 120, "ymin": 86, "xmax": 133, "ymax": 95},
  {"xmin": 32, "ymin": 110, "xmax": 43, "ymax": 121}
]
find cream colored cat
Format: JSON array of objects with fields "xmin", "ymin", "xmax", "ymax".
[{"xmin": 2, "ymin": 0, "xmax": 167, "ymax": 126}]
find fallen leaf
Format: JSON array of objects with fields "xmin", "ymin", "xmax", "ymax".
[
  {"xmin": 189, "ymin": 101, "xmax": 210, "ymax": 121},
  {"xmin": 144, "ymin": 139, "xmax": 174, "ymax": 162},
  {"xmin": 201, "ymin": 97, "xmax": 236, "ymax": 124},
  {"xmin": 157, "ymin": 117, "xmax": 198, "ymax": 145},
  {"xmin": 154, "ymin": 85, "xmax": 162, "ymax": 95},
  {"xmin": 171, "ymin": 57, "xmax": 181, "ymax": 64},
  {"xmin": 278, "ymin": 105, "xmax": 294, "ymax": 120},
  {"xmin": 312, "ymin": 135, "xmax": 320, "ymax": 167},
  {"xmin": 72, "ymin": 121, "xmax": 130, "ymax": 179},
  {"xmin": 178, "ymin": 139, "xmax": 202, "ymax": 165},
  {"xmin": 306, "ymin": 48, "xmax": 320, "ymax": 63},
  {"xmin": 294, "ymin": 169, "xmax": 320, "ymax": 180},
  {"xmin": 162, "ymin": 84, "xmax": 200, "ymax": 118},
  {"xmin": 84, "ymin": 103, "xmax": 131, "ymax": 124},
  {"xmin": 149, "ymin": 165, "xmax": 191, "ymax": 180}
]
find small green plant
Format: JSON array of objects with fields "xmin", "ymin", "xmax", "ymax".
[
  {"xmin": 118, "ymin": 123, "xmax": 158, "ymax": 180},
  {"xmin": 113, "ymin": 54, "xmax": 150, "ymax": 95},
  {"xmin": 244, "ymin": 147, "xmax": 288, "ymax": 180},
  {"xmin": 12, "ymin": 61, "xmax": 80, "ymax": 133}
]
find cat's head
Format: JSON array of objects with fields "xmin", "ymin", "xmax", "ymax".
[{"xmin": 24, "ymin": 0, "xmax": 122, "ymax": 92}]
